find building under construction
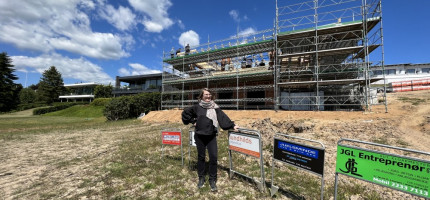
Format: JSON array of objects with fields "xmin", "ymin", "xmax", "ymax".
[{"xmin": 162, "ymin": 0, "xmax": 385, "ymax": 111}]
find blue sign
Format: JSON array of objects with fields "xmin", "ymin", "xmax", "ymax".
[
  {"xmin": 274, "ymin": 139, "xmax": 325, "ymax": 176},
  {"xmin": 278, "ymin": 141, "xmax": 319, "ymax": 159}
]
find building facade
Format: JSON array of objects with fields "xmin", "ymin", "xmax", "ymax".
[
  {"xmin": 371, "ymin": 63, "xmax": 430, "ymax": 84},
  {"xmin": 113, "ymin": 73, "xmax": 162, "ymax": 97},
  {"xmin": 59, "ymin": 82, "xmax": 100, "ymax": 102}
]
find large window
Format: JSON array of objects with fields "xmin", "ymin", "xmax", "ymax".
[
  {"xmin": 373, "ymin": 70, "xmax": 382, "ymax": 75},
  {"xmin": 422, "ymin": 68, "xmax": 430, "ymax": 73},
  {"xmin": 406, "ymin": 69, "xmax": 416, "ymax": 74},
  {"xmin": 385, "ymin": 69, "xmax": 396, "ymax": 75}
]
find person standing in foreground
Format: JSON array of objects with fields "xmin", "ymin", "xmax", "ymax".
[{"xmin": 182, "ymin": 88, "xmax": 239, "ymax": 192}]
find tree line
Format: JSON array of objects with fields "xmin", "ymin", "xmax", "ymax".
[{"xmin": 0, "ymin": 52, "xmax": 113, "ymax": 113}]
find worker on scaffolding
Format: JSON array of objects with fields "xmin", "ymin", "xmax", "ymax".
[
  {"xmin": 170, "ymin": 47, "xmax": 175, "ymax": 58},
  {"xmin": 221, "ymin": 59, "xmax": 226, "ymax": 71},
  {"xmin": 185, "ymin": 44, "xmax": 190, "ymax": 56},
  {"xmin": 259, "ymin": 59, "xmax": 266, "ymax": 66},
  {"xmin": 225, "ymin": 58, "xmax": 231, "ymax": 71},
  {"xmin": 246, "ymin": 55, "xmax": 252, "ymax": 68},
  {"xmin": 268, "ymin": 50, "xmax": 275, "ymax": 70},
  {"xmin": 241, "ymin": 56, "xmax": 246, "ymax": 69},
  {"xmin": 176, "ymin": 48, "xmax": 181, "ymax": 57}
]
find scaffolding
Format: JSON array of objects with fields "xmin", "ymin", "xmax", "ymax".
[{"xmin": 162, "ymin": 0, "xmax": 385, "ymax": 111}]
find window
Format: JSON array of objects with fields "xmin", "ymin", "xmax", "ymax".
[
  {"xmin": 373, "ymin": 70, "xmax": 382, "ymax": 75},
  {"xmin": 406, "ymin": 69, "xmax": 416, "ymax": 74},
  {"xmin": 422, "ymin": 68, "xmax": 430, "ymax": 73},
  {"xmin": 385, "ymin": 69, "xmax": 396, "ymax": 75}
]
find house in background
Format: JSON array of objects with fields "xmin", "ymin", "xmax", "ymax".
[
  {"xmin": 59, "ymin": 82, "xmax": 101, "ymax": 102},
  {"xmin": 371, "ymin": 63, "xmax": 430, "ymax": 84},
  {"xmin": 113, "ymin": 73, "xmax": 162, "ymax": 97}
]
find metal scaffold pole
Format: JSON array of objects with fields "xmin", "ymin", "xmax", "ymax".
[{"xmin": 379, "ymin": 0, "xmax": 388, "ymax": 113}]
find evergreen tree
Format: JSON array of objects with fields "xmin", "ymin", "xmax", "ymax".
[
  {"xmin": 38, "ymin": 66, "xmax": 66, "ymax": 104},
  {"xmin": 0, "ymin": 52, "xmax": 20, "ymax": 112},
  {"xmin": 19, "ymin": 88, "xmax": 37, "ymax": 104}
]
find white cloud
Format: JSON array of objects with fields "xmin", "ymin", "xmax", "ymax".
[
  {"xmin": 99, "ymin": 5, "xmax": 136, "ymax": 31},
  {"xmin": 229, "ymin": 9, "xmax": 248, "ymax": 23},
  {"xmin": 177, "ymin": 19, "xmax": 185, "ymax": 30},
  {"xmin": 79, "ymin": 0, "xmax": 96, "ymax": 10},
  {"xmin": 0, "ymin": 0, "xmax": 130, "ymax": 60},
  {"xmin": 229, "ymin": 10, "xmax": 240, "ymax": 22},
  {"xmin": 128, "ymin": 0, "xmax": 173, "ymax": 33},
  {"xmin": 238, "ymin": 27, "xmax": 257, "ymax": 37},
  {"xmin": 11, "ymin": 53, "xmax": 114, "ymax": 84},
  {"xmin": 118, "ymin": 68, "xmax": 131, "ymax": 76},
  {"xmin": 179, "ymin": 30, "xmax": 199, "ymax": 47},
  {"xmin": 118, "ymin": 63, "xmax": 161, "ymax": 76}
]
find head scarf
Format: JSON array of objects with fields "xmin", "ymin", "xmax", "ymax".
[{"xmin": 199, "ymin": 100, "xmax": 219, "ymax": 128}]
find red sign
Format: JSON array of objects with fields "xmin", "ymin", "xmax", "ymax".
[{"xmin": 162, "ymin": 131, "xmax": 181, "ymax": 145}]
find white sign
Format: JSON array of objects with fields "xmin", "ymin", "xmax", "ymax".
[
  {"xmin": 229, "ymin": 133, "xmax": 261, "ymax": 158},
  {"xmin": 189, "ymin": 130, "xmax": 196, "ymax": 147}
]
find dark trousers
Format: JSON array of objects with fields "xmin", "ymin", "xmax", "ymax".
[{"xmin": 194, "ymin": 134, "xmax": 218, "ymax": 182}]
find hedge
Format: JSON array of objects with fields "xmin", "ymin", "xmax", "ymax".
[
  {"xmin": 33, "ymin": 102, "xmax": 84, "ymax": 115},
  {"xmin": 103, "ymin": 92, "xmax": 160, "ymax": 121}
]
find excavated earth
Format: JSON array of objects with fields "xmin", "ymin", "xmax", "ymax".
[
  {"xmin": 143, "ymin": 90, "xmax": 430, "ymax": 199},
  {"xmin": 0, "ymin": 90, "xmax": 429, "ymax": 199}
]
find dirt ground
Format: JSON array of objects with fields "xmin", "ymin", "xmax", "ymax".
[
  {"xmin": 142, "ymin": 90, "xmax": 430, "ymax": 199},
  {"xmin": 1, "ymin": 90, "xmax": 429, "ymax": 199}
]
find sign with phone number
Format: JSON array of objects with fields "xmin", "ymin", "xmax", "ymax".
[
  {"xmin": 336, "ymin": 145, "xmax": 430, "ymax": 198},
  {"xmin": 162, "ymin": 131, "xmax": 181, "ymax": 145}
]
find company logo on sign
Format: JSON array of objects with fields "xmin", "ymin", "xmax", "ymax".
[
  {"xmin": 278, "ymin": 141, "xmax": 319, "ymax": 159},
  {"xmin": 230, "ymin": 135, "xmax": 252, "ymax": 144},
  {"xmin": 339, "ymin": 158, "xmax": 363, "ymax": 177},
  {"xmin": 162, "ymin": 131, "xmax": 181, "ymax": 145},
  {"xmin": 229, "ymin": 133, "xmax": 260, "ymax": 158},
  {"xmin": 164, "ymin": 135, "xmax": 180, "ymax": 141}
]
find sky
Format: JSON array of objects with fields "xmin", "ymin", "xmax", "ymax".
[{"xmin": 1, "ymin": 0, "xmax": 429, "ymax": 87}]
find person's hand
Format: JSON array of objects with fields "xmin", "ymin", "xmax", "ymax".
[{"xmin": 233, "ymin": 125, "xmax": 239, "ymax": 132}]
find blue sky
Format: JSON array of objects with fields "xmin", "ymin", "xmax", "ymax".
[{"xmin": 1, "ymin": 0, "xmax": 429, "ymax": 87}]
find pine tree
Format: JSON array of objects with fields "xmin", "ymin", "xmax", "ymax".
[
  {"xmin": 38, "ymin": 66, "xmax": 66, "ymax": 104},
  {"xmin": 0, "ymin": 52, "xmax": 20, "ymax": 112}
]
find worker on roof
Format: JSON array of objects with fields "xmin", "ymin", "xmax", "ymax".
[
  {"xmin": 185, "ymin": 44, "xmax": 190, "ymax": 55},
  {"xmin": 170, "ymin": 47, "xmax": 175, "ymax": 58}
]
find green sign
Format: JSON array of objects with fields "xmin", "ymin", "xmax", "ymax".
[{"xmin": 336, "ymin": 145, "xmax": 430, "ymax": 198}]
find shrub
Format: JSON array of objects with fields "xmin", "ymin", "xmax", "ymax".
[
  {"xmin": 103, "ymin": 92, "xmax": 161, "ymax": 121},
  {"xmin": 91, "ymin": 98, "xmax": 112, "ymax": 107},
  {"xmin": 16, "ymin": 102, "xmax": 47, "ymax": 111},
  {"xmin": 103, "ymin": 96, "xmax": 132, "ymax": 121}
]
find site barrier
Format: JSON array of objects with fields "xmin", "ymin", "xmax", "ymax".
[
  {"xmin": 270, "ymin": 134, "xmax": 325, "ymax": 199},
  {"xmin": 161, "ymin": 128, "xmax": 183, "ymax": 166},
  {"xmin": 334, "ymin": 138, "xmax": 430, "ymax": 199},
  {"xmin": 228, "ymin": 128, "xmax": 265, "ymax": 192}
]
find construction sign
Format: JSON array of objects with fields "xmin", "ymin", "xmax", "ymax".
[
  {"xmin": 162, "ymin": 131, "xmax": 181, "ymax": 145},
  {"xmin": 336, "ymin": 144, "xmax": 430, "ymax": 198}
]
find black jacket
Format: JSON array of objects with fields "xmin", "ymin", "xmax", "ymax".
[{"xmin": 182, "ymin": 104, "xmax": 235, "ymax": 135}]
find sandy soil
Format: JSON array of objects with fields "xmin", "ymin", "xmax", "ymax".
[{"xmin": 1, "ymin": 90, "xmax": 429, "ymax": 199}]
